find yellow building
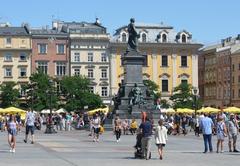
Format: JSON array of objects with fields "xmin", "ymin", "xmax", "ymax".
[
  {"xmin": 110, "ymin": 23, "xmax": 202, "ymax": 100},
  {"xmin": 0, "ymin": 25, "xmax": 31, "ymax": 96}
]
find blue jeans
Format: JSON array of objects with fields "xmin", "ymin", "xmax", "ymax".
[{"xmin": 203, "ymin": 134, "xmax": 213, "ymax": 152}]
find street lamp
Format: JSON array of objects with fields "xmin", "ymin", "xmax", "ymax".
[
  {"xmin": 45, "ymin": 79, "xmax": 56, "ymax": 134},
  {"xmin": 192, "ymin": 87, "xmax": 199, "ymax": 116}
]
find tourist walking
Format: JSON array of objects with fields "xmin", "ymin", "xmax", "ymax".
[
  {"xmin": 24, "ymin": 109, "xmax": 35, "ymax": 144},
  {"xmin": 155, "ymin": 119, "xmax": 168, "ymax": 160},
  {"xmin": 227, "ymin": 114, "xmax": 239, "ymax": 152},
  {"xmin": 216, "ymin": 116, "xmax": 227, "ymax": 153},
  {"xmin": 92, "ymin": 113, "xmax": 101, "ymax": 142},
  {"xmin": 7, "ymin": 114, "xmax": 17, "ymax": 153},
  {"xmin": 139, "ymin": 117, "xmax": 153, "ymax": 160},
  {"xmin": 200, "ymin": 113, "xmax": 214, "ymax": 153},
  {"xmin": 114, "ymin": 115, "xmax": 122, "ymax": 142}
]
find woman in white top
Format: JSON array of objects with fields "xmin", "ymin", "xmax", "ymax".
[
  {"xmin": 155, "ymin": 120, "xmax": 168, "ymax": 160},
  {"xmin": 92, "ymin": 114, "xmax": 101, "ymax": 142}
]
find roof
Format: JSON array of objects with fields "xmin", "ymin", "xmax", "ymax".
[
  {"xmin": 61, "ymin": 21, "xmax": 107, "ymax": 34},
  {"xmin": 0, "ymin": 27, "xmax": 30, "ymax": 36},
  {"xmin": 31, "ymin": 29, "xmax": 68, "ymax": 36}
]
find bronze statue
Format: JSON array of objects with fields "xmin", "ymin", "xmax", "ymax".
[
  {"xmin": 112, "ymin": 83, "xmax": 124, "ymax": 109},
  {"xmin": 129, "ymin": 83, "xmax": 144, "ymax": 105},
  {"xmin": 127, "ymin": 18, "xmax": 140, "ymax": 52}
]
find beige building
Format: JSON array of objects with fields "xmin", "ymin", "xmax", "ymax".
[
  {"xmin": 0, "ymin": 25, "xmax": 31, "ymax": 96},
  {"xmin": 53, "ymin": 19, "xmax": 112, "ymax": 104}
]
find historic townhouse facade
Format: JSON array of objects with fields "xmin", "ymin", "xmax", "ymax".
[
  {"xmin": 0, "ymin": 25, "xmax": 31, "ymax": 96},
  {"xmin": 110, "ymin": 23, "xmax": 202, "ymax": 100},
  {"xmin": 31, "ymin": 28, "xmax": 69, "ymax": 78},
  {"xmin": 53, "ymin": 19, "xmax": 111, "ymax": 104},
  {"xmin": 199, "ymin": 35, "xmax": 240, "ymax": 107}
]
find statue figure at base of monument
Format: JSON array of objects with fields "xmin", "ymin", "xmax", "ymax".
[
  {"xmin": 112, "ymin": 83, "xmax": 124, "ymax": 109},
  {"xmin": 127, "ymin": 18, "xmax": 140, "ymax": 52},
  {"xmin": 129, "ymin": 83, "xmax": 144, "ymax": 106}
]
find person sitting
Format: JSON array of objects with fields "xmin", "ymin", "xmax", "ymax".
[
  {"xmin": 130, "ymin": 118, "xmax": 138, "ymax": 135},
  {"xmin": 122, "ymin": 119, "xmax": 129, "ymax": 135}
]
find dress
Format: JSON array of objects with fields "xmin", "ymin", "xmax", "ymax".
[
  {"xmin": 8, "ymin": 121, "xmax": 17, "ymax": 136},
  {"xmin": 216, "ymin": 121, "xmax": 225, "ymax": 140}
]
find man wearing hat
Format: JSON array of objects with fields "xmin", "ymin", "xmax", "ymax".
[{"xmin": 227, "ymin": 113, "xmax": 239, "ymax": 152}]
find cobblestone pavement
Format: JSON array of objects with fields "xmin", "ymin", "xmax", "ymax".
[{"xmin": 0, "ymin": 127, "xmax": 239, "ymax": 166}]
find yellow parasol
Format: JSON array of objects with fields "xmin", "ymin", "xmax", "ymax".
[
  {"xmin": 3, "ymin": 107, "xmax": 27, "ymax": 120},
  {"xmin": 224, "ymin": 107, "xmax": 240, "ymax": 114},
  {"xmin": 176, "ymin": 108, "xmax": 194, "ymax": 114},
  {"xmin": 87, "ymin": 106, "xmax": 109, "ymax": 116},
  {"xmin": 197, "ymin": 107, "xmax": 220, "ymax": 113}
]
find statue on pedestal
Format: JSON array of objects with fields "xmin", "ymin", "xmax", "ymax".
[
  {"xmin": 112, "ymin": 83, "xmax": 124, "ymax": 109},
  {"xmin": 129, "ymin": 83, "xmax": 144, "ymax": 106},
  {"xmin": 127, "ymin": 18, "xmax": 140, "ymax": 52}
]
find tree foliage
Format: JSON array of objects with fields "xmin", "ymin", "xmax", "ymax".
[
  {"xmin": 0, "ymin": 82, "xmax": 20, "ymax": 108},
  {"xmin": 170, "ymin": 83, "xmax": 202, "ymax": 109},
  {"xmin": 143, "ymin": 79, "xmax": 161, "ymax": 102},
  {"xmin": 25, "ymin": 72, "xmax": 58, "ymax": 112},
  {"xmin": 60, "ymin": 75, "xmax": 103, "ymax": 112}
]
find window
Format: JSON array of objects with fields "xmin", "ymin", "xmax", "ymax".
[
  {"xmin": 122, "ymin": 33, "xmax": 127, "ymax": 42},
  {"xmin": 181, "ymin": 56, "xmax": 187, "ymax": 67},
  {"xmin": 4, "ymin": 67, "xmax": 12, "ymax": 77},
  {"xmin": 239, "ymin": 64, "xmax": 240, "ymax": 70},
  {"xmin": 88, "ymin": 69, "xmax": 94, "ymax": 78},
  {"xmin": 37, "ymin": 61, "xmax": 48, "ymax": 74},
  {"xmin": 142, "ymin": 33, "xmax": 146, "ymax": 42},
  {"xmin": 181, "ymin": 79, "xmax": 188, "ymax": 85},
  {"xmin": 88, "ymin": 53, "xmax": 93, "ymax": 62},
  {"xmin": 238, "ymin": 89, "xmax": 240, "ymax": 98},
  {"xmin": 89, "ymin": 86, "xmax": 94, "ymax": 93},
  {"xmin": 182, "ymin": 34, "xmax": 187, "ymax": 43},
  {"xmin": 56, "ymin": 62, "xmax": 66, "ymax": 76},
  {"xmin": 19, "ymin": 53, "xmax": 27, "ymax": 61},
  {"xmin": 57, "ymin": 44, "xmax": 65, "ymax": 54},
  {"xmin": 161, "ymin": 55, "xmax": 168, "ymax": 67},
  {"xmin": 38, "ymin": 44, "xmax": 47, "ymax": 54},
  {"xmin": 101, "ymin": 87, "xmax": 108, "ymax": 97},
  {"xmin": 162, "ymin": 34, "xmax": 167, "ymax": 43},
  {"xmin": 101, "ymin": 53, "xmax": 107, "ymax": 62},
  {"xmin": 232, "ymin": 64, "xmax": 235, "ymax": 71},
  {"xmin": 6, "ymin": 37, "xmax": 11, "ymax": 44},
  {"xmin": 232, "ymin": 90, "xmax": 235, "ymax": 99},
  {"xmin": 238, "ymin": 76, "xmax": 240, "ymax": 83},
  {"xmin": 162, "ymin": 80, "xmax": 168, "ymax": 92},
  {"xmin": 4, "ymin": 53, "xmax": 12, "ymax": 61},
  {"xmin": 19, "ymin": 67, "xmax": 27, "ymax": 77},
  {"xmin": 74, "ymin": 53, "xmax": 80, "ymax": 62},
  {"xmin": 74, "ymin": 68, "xmax": 80, "ymax": 76},
  {"xmin": 101, "ymin": 69, "xmax": 107, "ymax": 78}
]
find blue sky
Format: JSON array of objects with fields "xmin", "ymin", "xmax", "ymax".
[{"xmin": 0, "ymin": 0, "xmax": 239, "ymax": 44}]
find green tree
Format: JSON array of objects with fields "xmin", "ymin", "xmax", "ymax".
[
  {"xmin": 143, "ymin": 79, "xmax": 161, "ymax": 102},
  {"xmin": 160, "ymin": 99, "xmax": 170, "ymax": 109},
  {"xmin": 60, "ymin": 75, "xmax": 103, "ymax": 112},
  {"xmin": 170, "ymin": 83, "xmax": 202, "ymax": 109},
  {"xmin": 0, "ymin": 82, "xmax": 20, "ymax": 108},
  {"xmin": 25, "ymin": 72, "xmax": 58, "ymax": 112}
]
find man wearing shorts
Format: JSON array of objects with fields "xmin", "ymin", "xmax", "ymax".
[
  {"xmin": 24, "ymin": 109, "xmax": 35, "ymax": 144},
  {"xmin": 227, "ymin": 114, "xmax": 239, "ymax": 152}
]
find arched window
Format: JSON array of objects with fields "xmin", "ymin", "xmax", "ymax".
[
  {"xmin": 182, "ymin": 34, "xmax": 186, "ymax": 43},
  {"xmin": 122, "ymin": 33, "xmax": 127, "ymax": 42},
  {"xmin": 162, "ymin": 34, "xmax": 167, "ymax": 43},
  {"xmin": 142, "ymin": 33, "xmax": 146, "ymax": 42}
]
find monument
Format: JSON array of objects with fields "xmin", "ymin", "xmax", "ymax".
[{"xmin": 113, "ymin": 18, "xmax": 155, "ymax": 119}]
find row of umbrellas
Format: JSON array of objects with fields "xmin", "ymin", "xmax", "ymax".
[{"xmin": 161, "ymin": 107, "xmax": 240, "ymax": 114}]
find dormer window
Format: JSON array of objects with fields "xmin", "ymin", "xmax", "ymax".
[
  {"xmin": 122, "ymin": 33, "xmax": 127, "ymax": 42},
  {"xmin": 182, "ymin": 34, "xmax": 187, "ymax": 43},
  {"xmin": 162, "ymin": 34, "xmax": 167, "ymax": 43},
  {"xmin": 142, "ymin": 33, "xmax": 147, "ymax": 42}
]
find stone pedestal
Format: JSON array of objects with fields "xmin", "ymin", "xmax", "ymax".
[{"xmin": 115, "ymin": 50, "xmax": 157, "ymax": 119}]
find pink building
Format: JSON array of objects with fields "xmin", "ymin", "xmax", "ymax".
[{"xmin": 31, "ymin": 28, "xmax": 69, "ymax": 78}]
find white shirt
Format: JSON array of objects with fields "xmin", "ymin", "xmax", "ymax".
[
  {"xmin": 155, "ymin": 125, "xmax": 168, "ymax": 144},
  {"xmin": 92, "ymin": 117, "xmax": 101, "ymax": 128}
]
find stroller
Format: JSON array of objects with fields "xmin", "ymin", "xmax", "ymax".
[{"xmin": 134, "ymin": 133, "xmax": 151, "ymax": 159}]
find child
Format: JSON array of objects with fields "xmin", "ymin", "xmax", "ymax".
[{"xmin": 155, "ymin": 119, "xmax": 168, "ymax": 160}]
